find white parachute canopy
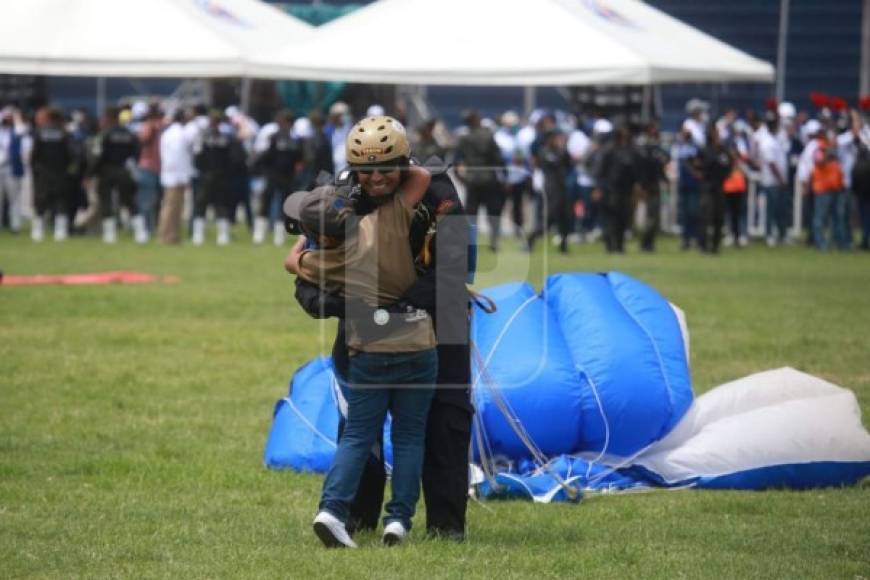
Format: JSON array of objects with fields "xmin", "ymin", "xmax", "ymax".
[
  {"xmin": 635, "ymin": 368, "xmax": 870, "ymax": 488},
  {"xmin": 0, "ymin": 0, "xmax": 313, "ymax": 77},
  {"xmin": 252, "ymin": 0, "xmax": 774, "ymax": 85}
]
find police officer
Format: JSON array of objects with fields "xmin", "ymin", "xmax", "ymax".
[
  {"xmin": 30, "ymin": 107, "xmax": 74, "ymax": 242},
  {"xmin": 455, "ymin": 110, "xmax": 506, "ymax": 252},
  {"xmin": 594, "ymin": 125, "xmax": 642, "ymax": 253},
  {"xmin": 193, "ymin": 110, "xmax": 241, "ymax": 246},
  {"xmin": 292, "ymin": 116, "xmax": 473, "ymax": 540},
  {"xmin": 254, "ymin": 110, "xmax": 303, "ymax": 246},
  {"xmin": 92, "ymin": 106, "xmax": 141, "ymax": 244},
  {"xmin": 636, "ymin": 122, "xmax": 670, "ymax": 252}
]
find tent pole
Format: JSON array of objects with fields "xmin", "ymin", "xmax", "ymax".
[
  {"xmin": 523, "ymin": 86, "xmax": 536, "ymax": 118},
  {"xmin": 240, "ymin": 77, "xmax": 252, "ymax": 114},
  {"xmin": 641, "ymin": 85, "xmax": 651, "ymax": 123},
  {"xmin": 776, "ymin": 0, "xmax": 790, "ymax": 102},
  {"xmin": 96, "ymin": 77, "xmax": 106, "ymax": 115},
  {"xmin": 861, "ymin": 0, "xmax": 870, "ymax": 96}
]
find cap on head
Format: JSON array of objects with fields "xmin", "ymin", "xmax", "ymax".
[
  {"xmin": 345, "ymin": 115, "xmax": 410, "ymax": 165},
  {"xmin": 329, "ymin": 101, "xmax": 350, "ymax": 117},
  {"xmin": 293, "ymin": 116, "xmax": 314, "ymax": 139},
  {"xmin": 501, "ymin": 110, "xmax": 520, "ymax": 127},
  {"xmin": 686, "ymin": 98, "xmax": 709, "ymax": 114},
  {"xmin": 283, "ymin": 186, "xmax": 356, "ymax": 239},
  {"xmin": 131, "ymin": 101, "xmax": 149, "ymax": 121},
  {"xmin": 804, "ymin": 119, "xmax": 822, "ymax": 136},
  {"xmin": 593, "ymin": 118, "xmax": 613, "ymax": 135}
]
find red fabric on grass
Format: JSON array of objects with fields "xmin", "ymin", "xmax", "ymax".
[{"xmin": 1, "ymin": 271, "xmax": 179, "ymax": 286}]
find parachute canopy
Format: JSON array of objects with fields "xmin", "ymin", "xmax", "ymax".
[{"xmin": 264, "ymin": 272, "xmax": 870, "ymax": 496}]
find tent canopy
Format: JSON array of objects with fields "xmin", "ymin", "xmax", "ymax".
[
  {"xmin": 0, "ymin": 0, "xmax": 313, "ymax": 77},
  {"xmin": 253, "ymin": 0, "xmax": 774, "ymax": 86}
]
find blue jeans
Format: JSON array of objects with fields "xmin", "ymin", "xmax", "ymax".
[
  {"xmin": 761, "ymin": 185, "xmax": 789, "ymax": 241},
  {"xmin": 679, "ymin": 187, "xmax": 700, "ymax": 246},
  {"xmin": 319, "ymin": 349, "xmax": 437, "ymax": 530},
  {"xmin": 833, "ymin": 190, "xmax": 851, "ymax": 250},
  {"xmin": 813, "ymin": 192, "xmax": 836, "ymax": 250},
  {"xmin": 134, "ymin": 168, "xmax": 160, "ymax": 231}
]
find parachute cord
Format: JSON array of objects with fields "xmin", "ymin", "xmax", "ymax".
[
  {"xmin": 471, "ymin": 295, "xmax": 538, "ymax": 393},
  {"xmin": 471, "ymin": 340, "xmax": 580, "ymax": 500},
  {"xmin": 471, "ymin": 407, "xmax": 499, "ymax": 491},
  {"xmin": 581, "ymin": 372, "xmax": 611, "ymax": 481},
  {"xmin": 281, "ymin": 397, "xmax": 337, "ymax": 449},
  {"xmin": 472, "ymin": 341, "xmax": 548, "ymax": 465}
]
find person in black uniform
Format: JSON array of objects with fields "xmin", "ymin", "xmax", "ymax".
[
  {"xmin": 525, "ymin": 129, "xmax": 573, "ymax": 253},
  {"xmin": 636, "ymin": 122, "xmax": 669, "ymax": 252},
  {"xmin": 698, "ymin": 126, "xmax": 733, "ymax": 254},
  {"xmin": 291, "ymin": 120, "xmax": 473, "ymax": 541},
  {"xmin": 594, "ymin": 125, "xmax": 641, "ymax": 253},
  {"xmin": 455, "ymin": 110, "xmax": 505, "ymax": 252},
  {"xmin": 303, "ymin": 111, "xmax": 335, "ymax": 190},
  {"xmin": 30, "ymin": 106, "xmax": 74, "ymax": 242},
  {"xmin": 193, "ymin": 110, "xmax": 242, "ymax": 246},
  {"xmin": 92, "ymin": 106, "xmax": 141, "ymax": 244},
  {"xmin": 254, "ymin": 110, "xmax": 304, "ymax": 245}
]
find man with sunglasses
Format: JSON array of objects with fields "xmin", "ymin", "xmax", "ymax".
[{"xmin": 290, "ymin": 114, "xmax": 473, "ymax": 541}]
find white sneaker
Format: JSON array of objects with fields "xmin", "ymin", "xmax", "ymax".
[
  {"xmin": 252, "ymin": 217, "xmax": 267, "ymax": 245},
  {"xmin": 101, "ymin": 218, "xmax": 117, "ymax": 244},
  {"xmin": 192, "ymin": 217, "xmax": 205, "ymax": 246},
  {"xmin": 132, "ymin": 215, "xmax": 149, "ymax": 244},
  {"xmin": 383, "ymin": 521, "xmax": 408, "ymax": 546},
  {"xmin": 31, "ymin": 217, "xmax": 44, "ymax": 242},
  {"xmin": 766, "ymin": 236, "xmax": 776, "ymax": 248},
  {"xmin": 272, "ymin": 220, "xmax": 287, "ymax": 246},
  {"xmin": 312, "ymin": 511, "xmax": 357, "ymax": 549},
  {"xmin": 216, "ymin": 219, "xmax": 231, "ymax": 246},
  {"xmin": 273, "ymin": 223, "xmax": 286, "ymax": 246},
  {"xmin": 54, "ymin": 215, "xmax": 69, "ymax": 242}
]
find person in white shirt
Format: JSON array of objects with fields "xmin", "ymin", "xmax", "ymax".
[
  {"xmin": 157, "ymin": 110, "xmax": 194, "ymax": 244},
  {"xmin": 683, "ymin": 99, "xmax": 709, "ymax": 148},
  {"xmin": 567, "ymin": 120, "xmax": 597, "ymax": 240},
  {"xmin": 494, "ymin": 110, "xmax": 530, "ymax": 237},
  {"xmin": 0, "ymin": 107, "xmax": 24, "ymax": 233},
  {"xmin": 325, "ymin": 101, "xmax": 352, "ymax": 174},
  {"xmin": 796, "ymin": 119, "xmax": 824, "ymax": 245},
  {"xmin": 755, "ymin": 112, "xmax": 790, "ymax": 245}
]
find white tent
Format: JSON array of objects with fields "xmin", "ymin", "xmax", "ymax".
[
  {"xmin": 0, "ymin": 0, "xmax": 313, "ymax": 78},
  {"xmin": 252, "ymin": 0, "xmax": 774, "ymax": 85}
]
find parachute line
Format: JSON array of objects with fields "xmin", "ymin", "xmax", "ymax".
[
  {"xmin": 281, "ymin": 397, "xmax": 337, "ymax": 450},
  {"xmin": 470, "ymin": 294, "xmax": 580, "ymax": 499},
  {"xmin": 581, "ymin": 372, "xmax": 611, "ymax": 480}
]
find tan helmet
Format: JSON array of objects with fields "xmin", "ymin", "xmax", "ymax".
[{"xmin": 346, "ymin": 115, "xmax": 410, "ymax": 165}]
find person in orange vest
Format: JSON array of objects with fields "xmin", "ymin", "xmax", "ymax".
[{"xmin": 811, "ymin": 133, "xmax": 847, "ymax": 250}]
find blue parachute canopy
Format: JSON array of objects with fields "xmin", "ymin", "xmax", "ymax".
[{"xmin": 471, "ymin": 272, "xmax": 693, "ymax": 463}]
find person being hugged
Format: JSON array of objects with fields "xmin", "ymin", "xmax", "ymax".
[{"xmin": 284, "ymin": 116, "xmax": 436, "ymax": 548}]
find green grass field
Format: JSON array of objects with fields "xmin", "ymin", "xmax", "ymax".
[{"xmin": 1, "ymin": 229, "xmax": 869, "ymax": 579}]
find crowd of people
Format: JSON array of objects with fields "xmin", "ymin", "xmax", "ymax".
[
  {"xmin": 1, "ymin": 95, "xmax": 869, "ymax": 252},
  {"xmin": 454, "ymin": 97, "xmax": 870, "ymax": 254}
]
